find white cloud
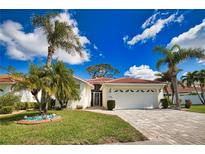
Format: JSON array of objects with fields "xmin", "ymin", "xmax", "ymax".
[
  {"xmin": 126, "ymin": 14, "xmax": 176, "ymax": 46},
  {"xmin": 169, "ymin": 19, "xmax": 205, "ymax": 49},
  {"xmin": 124, "ymin": 65, "xmax": 160, "ymax": 80},
  {"xmin": 93, "ymin": 44, "xmax": 98, "ymax": 50},
  {"xmin": 141, "ymin": 12, "xmax": 160, "ymax": 29},
  {"xmin": 124, "ymin": 12, "xmax": 184, "ymax": 46},
  {"xmin": 123, "ymin": 35, "xmax": 129, "ymax": 43},
  {"xmin": 175, "ymin": 14, "xmax": 184, "ymax": 23},
  {"xmin": 0, "ymin": 11, "xmax": 90, "ymax": 65},
  {"xmin": 168, "ymin": 19, "xmax": 205, "ymax": 64}
]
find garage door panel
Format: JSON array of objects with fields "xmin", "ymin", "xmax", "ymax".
[{"xmin": 111, "ymin": 89, "xmax": 157, "ymax": 109}]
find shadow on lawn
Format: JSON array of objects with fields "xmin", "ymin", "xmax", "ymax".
[{"xmin": 0, "ymin": 111, "xmax": 39, "ymax": 125}]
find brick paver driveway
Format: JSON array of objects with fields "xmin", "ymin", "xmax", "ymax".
[{"xmin": 87, "ymin": 109, "xmax": 205, "ymax": 144}]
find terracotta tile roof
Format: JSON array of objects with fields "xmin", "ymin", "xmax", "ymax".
[
  {"xmin": 87, "ymin": 77, "xmax": 113, "ymax": 84},
  {"xmin": 166, "ymin": 86, "xmax": 204, "ymax": 93},
  {"xmin": 105, "ymin": 77, "xmax": 164, "ymax": 84},
  {"xmin": 0, "ymin": 75, "xmax": 16, "ymax": 84}
]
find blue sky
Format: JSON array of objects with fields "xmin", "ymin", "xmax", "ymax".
[{"xmin": 0, "ymin": 9, "xmax": 204, "ymax": 79}]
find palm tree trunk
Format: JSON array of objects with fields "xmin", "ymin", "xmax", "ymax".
[
  {"xmin": 170, "ymin": 83, "xmax": 174, "ymax": 104},
  {"xmin": 193, "ymin": 84, "xmax": 204, "ymax": 104},
  {"xmin": 46, "ymin": 46, "xmax": 54, "ymax": 67},
  {"xmin": 199, "ymin": 85, "xmax": 205, "ymax": 104},
  {"xmin": 172, "ymin": 75, "xmax": 180, "ymax": 109},
  {"xmin": 34, "ymin": 94, "xmax": 42, "ymax": 112}
]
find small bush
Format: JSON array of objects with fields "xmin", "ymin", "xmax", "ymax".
[
  {"xmin": 185, "ymin": 99, "xmax": 192, "ymax": 109},
  {"xmin": 160, "ymin": 98, "xmax": 170, "ymax": 109},
  {"xmin": 107, "ymin": 100, "xmax": 115, "ymax": 110},
  {"xmin": 15, "ymin": 102, "xmax": 24, "ymax": 110},
  {"xmin": 15, "ymin": 102, "xmax": 36, "ymax": 110},
  {"xmin": 0, "ymin": 106, "xmax": 13, "ymax": 114},
  {"xmin": 76, "ymin": 105, "xmax": 83, "ymax": 109},
  {"xmin": 0, "ymin": 93, "xmax": 20, "ymax": 107}
]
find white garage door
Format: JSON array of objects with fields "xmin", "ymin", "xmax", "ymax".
[{"xmin": 111, "ymin": 89, "xmax": 158, "ymax": 109}]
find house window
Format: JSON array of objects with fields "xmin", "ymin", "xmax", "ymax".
[
  {"xmin": 125, "ymin": 89, "xmax": 129, "ymax": 92},
  {"xmin": 114, "ymin": 90, "xmax": 118, "ymax": 92}
]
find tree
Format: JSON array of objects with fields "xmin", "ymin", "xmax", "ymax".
[
  {"xmin": 154, "ymin": 44, "xmax": 205, "ymax": 109},
  {"xmin": 181, "ymin": 70, "xmax": 205, "ymax": 104},
  {"xmin": 86, "ymin": 64, "xmax": 120, "ymax": 79},
  {"xmin": 32, "ymin": 12, "xmax": 83, "ymax": 110},
  {"xmin": 51, "ymin": 61, "xmax": 80, "ymax": 109},
  {"xmin": 155, "ymin": 69, "xmax": 183, "ymax": 103},
  {"xmin": 12, "ymin": 64, "xmax": 45, "ymax": 112},
  {"xmin": 197, "ymin": 69, "xmax": 205, "ymax": 103},
  {"xmin": 32, "ymin": 13, "xmax": 83, "ymax": 67}
]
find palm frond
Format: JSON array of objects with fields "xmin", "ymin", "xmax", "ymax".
[{"xmin": 156, "ymin": 58, "xmax": 167, "ymax": 70}]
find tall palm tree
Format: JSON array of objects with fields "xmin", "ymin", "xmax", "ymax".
[
  {"xmin": 32, "ymin": 13, "xmax": 83, "ymax": 67},
  {"xmin": 32, "ymin": 12, "xmax": 83, "ymax": 110},
  {"xmin": 181, "ymin": 71, "xmax": 205, "ymax": 104},
  {"xmin": 154, "ymin": 44, "xmax": 205, "ymax": 109}
]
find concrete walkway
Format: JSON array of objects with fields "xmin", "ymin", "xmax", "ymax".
[{"xmin": 87, "ymin": 109, "xmax": 205, "ymax": 144}]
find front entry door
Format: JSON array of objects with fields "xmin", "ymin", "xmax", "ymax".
[{"xmin": 92, "ymin": 91, "xmax": 102, "ymax": 106}]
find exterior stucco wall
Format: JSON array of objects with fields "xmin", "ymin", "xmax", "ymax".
[
  {"xmin": 67, "ymin": 79, "xmax": 92, "ymax": 109},
  {"xmin": 179, "ymin": 94, "xmax": 202, "ymax": 104},
  {"xmin": 0, "ymin": 84, "xmax": 41, "ymax": 102},
  {"xmin": 0, "ymin": 84, "xmax": 12, "ymax": 96},
  {"xmin": 102, "ymin": 84, "xmax": 164, "ymax": 109}
]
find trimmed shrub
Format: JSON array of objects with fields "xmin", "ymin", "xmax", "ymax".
[
  {"xmin": 76, "ymin": 105, "xmax": 83, "ymax": 109},
  {"xmin": 15, "ymin": 102, "xmax": 24, "ymax": 110},
  {"xmin": 15, "ymin": 102, "xmax": 36, "ymax": 110},
  {"xmin": 185, "ymin": 99, "xmax": 192, "ymax": 109},
  {"xmin": 0, "ymin": 106, "xmax": 13, "ymax": 114},
  {"xmin": 160, "ymin": 98, "xmax": 170, "ymax": 109},
  {"xmin": 0, "ymin": 93, "xmax": 20, "ymax": 107},
  {"xmin": 107, "ymin": 100, "xmax": 115, "ymax": 110}
]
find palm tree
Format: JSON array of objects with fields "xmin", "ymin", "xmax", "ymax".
[
  {"xmin": 32, "ymin": 13, "xmax": 83, "ymax": 67},
  {"xmin": 12, "ymin": 64, "xmax": 45, "ymax": 112},
  {"xmin": 32, "ymin": 12, "xmax": 83, "ymax": 110},
  {"xmin": 181, "ymin": 71, "xmax": 205, "ymax": 104},
  {"xmin": 154, "ymin": 44, "xmax": 205, "ymax": 109},
  {"xmin": 197, "ymin": 70, "xmax": 205, "ymax": 103},
  {"xmin": 51, "ymin": 61, "xmax": 80, "ymax": 109},
  {"xmin": 155, "ymin": 71, "xmax": 173, "ymax": 101},
  {"xmin": 155, "ymin": 69, "xmax": 183, "ymax": 103}
]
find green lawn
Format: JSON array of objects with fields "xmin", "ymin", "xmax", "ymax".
[
  {"xmin": 0, "ymin": 110, "xmax": 146, "ymax": 144},
  {"xmin": 188, "ymin": 105, "xmax": 205, "ymax": 114}
]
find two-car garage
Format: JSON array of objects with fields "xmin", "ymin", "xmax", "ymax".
[
  {"xmin": 110, "ymin": 88, "xmax": 159, "ymax": 109},
  {"xmin": 101, "ymin": 78, "xmax": 164, "ymax": 110}
]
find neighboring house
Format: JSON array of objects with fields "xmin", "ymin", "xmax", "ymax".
[
  {"xmin": 0, "ymin": 75, "xmax": 93, "ymax": 109},
  {"xmin": 0, "ymin": 75, "xmax": 41, "ymax": 102},
  {"xmin": 0, "ymin": 75, "xmax": 165, "ymax": 109},
  {"xmin": 166, "ymin": 86, "xmax": 204, "ymax": 104},
  {"xmin": 87, "ymin": 77, "xmax": 165, "ymax": 109}
]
